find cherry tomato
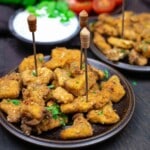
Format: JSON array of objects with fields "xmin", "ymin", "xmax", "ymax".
[
  {"xmin": 67, "ymin": 0, "xmax": 93, "ymax": 14},
  {"xmin": 92, "ymin": 0, "xmax": 116, "ymax": 14},
  {"xmin": 115, "ymin": 0, "xmax": 123, "ymax": 6}
]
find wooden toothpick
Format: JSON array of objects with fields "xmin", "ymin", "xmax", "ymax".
[
  {"xmin": 121, "ymin": 0, "xmax": 125, "ymax": 39},
  {"xmin": 27, "ymin": 15, "xmax": 38, "ymax": 76},
  {"xmin": 79, "ymin": 10, "xmax": 88, "ymax": 70},
  {"xmin": 80, "ymin": 27, "xmax": 90, "ymax": 101}
]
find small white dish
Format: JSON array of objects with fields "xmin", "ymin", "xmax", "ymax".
[{"xmin": 9, "ymin": 9, "xmax": 80, "ymax": 45}]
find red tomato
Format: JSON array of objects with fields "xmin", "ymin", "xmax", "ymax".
[
  {"xmin": 115, "ymin": 0, "xmax": 123, "ymax": 6},
  {"xmin": 92, "ymin": 0, "xmax": 116, "ymax": 14},
  {"xmin": 67, "ymin": 0, "xmax": 93, "ymax": 14}
]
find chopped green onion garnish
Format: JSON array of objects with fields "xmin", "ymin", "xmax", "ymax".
[
  {"xmin": 26, "ymin": 0, "xmax": 75, "ymax": 23},
  {"xmin": 48, "ymin": 84, "xmax": 55, "ymax": 89},
  {"xmin": 104, "ymin": 69, "xmax": 109, "ymax": 79},
  {"xmin": 46, "ymin": 104, "xmax": 67, "ymax": 125},
  {"xmin": 32, "ymin": 70, "xmax": 37, "ymax": 76},
  {"xmin": 132, "ymin": 81, "xmax": 137, "ymax": 86},
  {"xmin": 7, "ymin": 99, "xmax": 21, "ymax": 106},
  {"xmin": 38, "ymin": 57, "xmax": 44, "ymax": 62},
  {"xmin": 98, "ymin": 110, "xmax": 103, "ymax": 115}
]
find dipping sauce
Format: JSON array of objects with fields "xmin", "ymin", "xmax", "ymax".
[{"xmin": 11, "ymin": 10, "xmax": 79, "ymax": 43}]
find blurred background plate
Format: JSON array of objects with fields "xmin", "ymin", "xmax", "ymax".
[
  {"xmin": 8, "ymin": 9, "xmax": 80, "ymax": 46},
  {"xmin": 90, "ymin": 42, "xmax": 150, "ymax": 73}
]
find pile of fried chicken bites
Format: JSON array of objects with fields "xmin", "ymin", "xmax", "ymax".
[
  {"xmin": 91, "ymin": 11, "xmax": 150, "ymax": 66},
  {"xmin": 0, "ymin": 47, "xmax": 126, "ymax": 140}
]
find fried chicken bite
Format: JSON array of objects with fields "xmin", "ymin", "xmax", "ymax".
[
  {"xmin": 135, "ymin": 41, "xmax": 150, "ymax": 58},
  {"xmin": 90, "ymin": 90, "xmax": 111, "ymax": 109},
  {"xmin": 128, "ymin": 49, "xmax": 148, "ymax": 66},
  {"xmin": 0, "ymin": 99, "xmax": 22, "ymax": 122},
  {"xmin": 21, "ymin": 102, "xmax": 44, "ymax": 120},
  {"xmin": 18, "ymin": 53, "xmax": 44, "ymax": 72},
  {"xmin": 101, "ymin": 75, "xmax": 126, "ymax": 103},
  {"xmin": 0, "ymin": 73, "xmax": 21, "ymax": 99},
  {"xmin": 60, "ymin": 113, "xmax": 93, "ymax": 140},
  {"xmin": 105, "ymin": 48, "xmax": 129, "ymax": 61},
  {"xmin": 21, "ymin": 67, "xmax": 53, "ymax": 86},
  {"xmin": 52, "ymin": 87, "xmax": 74, "ymax": 104},
  {"xmin": 44, "ymin": 47, "xmax": 81, "ymax": 70},
  {"xmin": 87, "ymin": 102, "xmax": 120, "ymax": 124},
  {"xmin": 108, "ymin": 37, "xmax": 135, "ymax": 49},
  {"xmin": 54, "ymin": 68, "xmax": 71, "ymax": 86},
  {"xmin": 60, "ymin": 90, "xmax": 110, "ymax": 114},
  {"xmin": 22, "ymin": 84, "xmax": 50, "ymax": 105},
  {"xmin": 93, "ymin": 32, "xmax": 111, "ymax": 54},
  {"xmin": 89, "ymin": 65, "xmax": 105, "ymax": 80},
  {"xmin": 64, "ymin": 71, "xmax": 97, "ymax": 96},
  {"xmin": 60, "ymin": 96, "xmax": 94, "ymax": 114},
  {"xmin": 35, "ymin": 102, "xmax": 68, "ymax": 134}
]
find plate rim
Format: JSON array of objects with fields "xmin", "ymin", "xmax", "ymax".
[
  {"xmin": 0, "ymin": 58, "xmax": 135, "ymax": 148},
  {"xmin": 8, "ymin": 9, "xmax": 80, "ymax": 45}
]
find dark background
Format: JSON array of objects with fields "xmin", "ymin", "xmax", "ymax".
[{"xmin": 0, "ymin": 0, "xmax": 150, "ymax": 150}]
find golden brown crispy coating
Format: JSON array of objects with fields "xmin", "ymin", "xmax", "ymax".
[
  {"xmin": 35, "ymin": 114, "xmax": 68, "ymax": 134},
  {"xmin": 87, "ymin": 102, "xmax": 120, "ymax": 124},
  {"xmin": 66, "ymin": 61, "xmax": 82, "ymax": 77},
  {"xmin": 21, "ymin": 67, "xmax": 53, "ymax": 86},
  {"xmin": 135, "ymin": 41, "xmax": 150, "ymax": 59},
  {"xmin": 60, "ymin": 96, "xmax": 94, "ymax": 114},
  {"xmin": 44, "ymin": 47, "xmax": 81, "ymax": 70},
  {"xmin": 89, "ymin": 65, "xmax": 105, "ymax": 80},
  {"xmin": 54, "ymin": 68, "xmax": 70, "ymax": 86},
  {"xmin": 52, "ymin": 87, "xmax": 74, "ymax": 104},
  {"xmin": 90, "ymin": 90, "xmax": 111, "ymax": 109},
  {"xmin": 0, "ymin": 73, "xmax": 21, "ymax": 99},
  {"xmin": 128, "ymin": 49, "xmax": 148, "ymax": 66},
  {"xmin": 0, "ymin": 99, "xmax": 22, "ymax": 122},
  {"xmin": 22, "ymin": 84, "xmax": 50, "ymax": 103},
  {"xmin": 93, "ymin": 32, "xmax": 111, "ymax": 54},
  {"xmin": 21, "ymin": 102, "xmax": 44, "ymax": 120},
  {"xmin": 64, "ymin": 71, "xmax": 97, "ymax": 96},
  {"xmin": 105, "ymin": 48, "xmax": 129, "ymax": 61},
  {"xmin": 101, "ymin": 75, "xmax": 126, "ymax": 103},
  {"xmin": 60, "ymin": 113, "xmax": 93, "ymax": 140},
  {"xmin": 108, "ymin": 37, "xmax": 134, "ymax": 49},
  {"xmin": 18, "ymin": 53, "xmax": 44, "ymax": 72},
  {"xmin": 60, "ymin": 90, "xmax": 110, "ymax": 114}
]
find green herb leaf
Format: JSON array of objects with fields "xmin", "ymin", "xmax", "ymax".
[
  {"xmin": 104, "ymin": 69, "xmax": 109, "ymax": 79},
  {"xmin": 32, "ymin": 70, "xmax": 37, "ymax": 76},
  {"xmin": 26, "ymin": 0, "xmax": 74, "ymax": 23},
  {"xmin": 7, "ymin": 99, "xmax": 21, "ymax": 106},
  {"xmin": 82, "ymin": 63, "xmax": 85, "ymax": 70},
  {"xmin": 59, "ymin": 114, "xmax": 68, "ymax": 126},
  {"xmin": 46, "ymin": 104, "xmax": 67, "ymax": 125},
  {"xmin": 48, "ymin": 84, "xmax": 55, "ymax": 89},
  {"xmin": 98, "ymin": 110, "xmax": 103, "ymax": 115},
  {"xmin": 38, "ymin": 57, "xmax": 44, "ymax": 62},
  {"xmin": 120, "ymin": 49, "xmax": 126, "ymax": 53},
  {"xmin": 132, "ymin": 81, "xmax": 137, "ymax": 86}
]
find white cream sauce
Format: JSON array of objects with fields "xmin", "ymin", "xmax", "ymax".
[{"xmin": 12, "ymin": 11, "xmax": 79, "ymax": 43}]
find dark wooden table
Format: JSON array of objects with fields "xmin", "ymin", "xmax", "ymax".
[{"xmin": 0, "ymin": 0, "xmax": 150, "ymax": 150}]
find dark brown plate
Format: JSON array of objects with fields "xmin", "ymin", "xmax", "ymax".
[{"xmin": 0, "ymin": 57, "xmax": 135, "ymax": 149}]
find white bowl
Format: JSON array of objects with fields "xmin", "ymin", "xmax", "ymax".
[{"xmin": 9, "ymin": 9, "xmax": 80, "ymax": 45}]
